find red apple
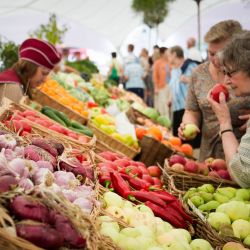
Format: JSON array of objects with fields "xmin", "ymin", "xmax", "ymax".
[
  {"xmin": 197, "ymin": 162, "xmax": 209, "ymax": 176},
  {"xmin": 211, "ymin": 158, "xmax": 227, "ymax": 171},
  {"xmin": 142, "ymin": 174, "xmax": 154, "ymax": 185},
  {"xmin": 217, "ymin": 169, "xmax": 231, "ymax": 180},
  {"xmin": 169, "ymin": 154, "xmax": 186, "ymax": 167},
  {"xmin": 147, "ymin": 166, "xmax": 162, "ymax": 177},
  {"xmin": 208, "ymin": 171, "xmax": 220, "ymax": 178},
  {"xmin": 171, "ymin": 163, "xmax": 184, "ymax": 172},
  {"xmin": 184, "ymin": 160, "xmax": 198, "ymax": 173},
  {"xmin": 210, "ymin": 83, "xmax": 229, "ymax": 103}
]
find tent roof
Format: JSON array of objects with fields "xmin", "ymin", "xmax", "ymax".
[{"xmin": 0, "ymin": 0, "xmax": 249, "ymax": 54}]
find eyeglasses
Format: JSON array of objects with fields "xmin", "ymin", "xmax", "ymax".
[{"xmin": 222, "ymin": 68, "xmax": 238, "ymax": 78}]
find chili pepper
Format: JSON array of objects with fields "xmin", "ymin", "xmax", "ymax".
[
  {"xmin": 152, "ymin": 190, "xmax": 177, "ymax": 200},
  {"xmin": 148, "ymin": 191, "xmax": 177, "ymax": 203},
  {"xmin": 120, "ymin": 173, "xmax": 150, "ymax": 191},
  {"xmin": 145, "ymin": 201, "xmax": 187, "ymax": 228},
  {"xmin": 129, "ymin": 191, "xmax": 166, "ymax": 207},
  {"xmin": 168, "ymin": 200, "xmax": 193, "ymax": 223},
  {"xmin": 110, "ymin": 172, "xmax": 131, "ymax": 199},
  {"xmin": 98, "ymin": 173, "xmax": 112, "ymax": 188}
]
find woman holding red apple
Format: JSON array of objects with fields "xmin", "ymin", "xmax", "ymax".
[
  {"xmin": 207, "ymin": 31, "xmax": 250, "ymax": 187},
  {"xmin": 178, "ymin": 20, "xmax": 250, "ymax": 161}
]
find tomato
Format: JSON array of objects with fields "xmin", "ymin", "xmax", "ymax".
[{"xmin": 147, "ymin": 166, "xmax": 162, "ymax": 177}]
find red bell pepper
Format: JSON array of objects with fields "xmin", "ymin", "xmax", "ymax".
[
  {"xmin": 129, "ymin": 191, "xmax": 166, "ymax": 207},
  {"xmin": 120, "ymin": 173, "xmax": 150, "ymax": 191},
  {"xmin": 145, "ymin": 201, "xmax": 187, "ymax": 228},
  {"xmin": 110, "ymin": 172, "xmax": 131, "ymax": 199}
]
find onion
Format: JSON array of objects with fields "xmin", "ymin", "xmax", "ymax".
[
  {"xmin": 75, "ymin": 185, "xmax": 94, "ymax": 198},
  {"xmin": 3, "ymin": 147, "xmax": 24, "ymax": 161},
  {"xmin": 8, "ymin": 158, "xmax": 29, "ymax": 178},
  {"xmin": 36, "ymin": 161, "xmax": 54, "ymax": 172},
  {"xmin": 19, "ymin": 178, "xmax": 34, "ymax": 190},
  {"xmin": 73, "ymin": 198, "xmax": 93, "ymax": 214},
  {"xmin": 32, "ymin": 168, "xmax": 54, "ymax": 186},
  {"xmin": 0, "ymin": 134, "xmax": 17, "ymax": 149},
  {"xmin": 0, "ymin": 175, "xmax": 18, "ymax": 192},
  {"xmin": 0, "ymin": 152, "xmax": 9, "ymax": 171},
  {"xmin": 62, "ymin": 190, "xmax": 78, "ymax": 202},
  {"xmin": 54, "ymin": 171, "xmax": 79, "ymax": 189}
]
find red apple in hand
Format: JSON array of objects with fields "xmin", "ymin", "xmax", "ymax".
[
  {"xmin": 147, "ymin": 166, "xmax": 162, "ymax": 177},
  {"xmin": 210, "ymin": 83, "xmax": 229, "ymax": 103}
]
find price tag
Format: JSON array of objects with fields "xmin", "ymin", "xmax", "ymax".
[{"xmin": 187, "ymin": 199, "xmax": 206, "ymax": 222}]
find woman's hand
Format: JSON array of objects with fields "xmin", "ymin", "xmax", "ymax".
[
  {"xmin": 178, "ymin": 122, "xmax": 200, "ymax": 140},
  {"xmin": 207, "ymin": 90, "xmax": 232, "ymax": 130}
]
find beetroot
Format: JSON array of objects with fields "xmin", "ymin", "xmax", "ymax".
[
  {"xmin": 50, "ymin": 211, "xmax": 86, "ymax": 248},
  {"xmin": 16, "ymin": 223, "xmax": 64, "ymax": 249},
  {"xmin": 31, "ymin": 138, "xmax": 58, "ymax": 157},
  {"xmin": 10, "ymin": 196, "xmax": 50, "ymax": 223},
  {"xmin": 59, "ymin": 158, "xmax": 94, "ymax": 181},
  {"xmin": 0, "ymin": 175, "xmax": 18, "ymax": 192},
  {"xmin": 24, "ymin": 145, "xmax": 56, "ymax": 168}
]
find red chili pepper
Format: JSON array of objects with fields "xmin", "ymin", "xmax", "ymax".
[
  {"xmin": 145, "ymin": 201, "xmax": 187, "ymax": 228},
  {"xmin": 120, "ymin": 173, "xmax": 150, "ymax": 191},
  {"xmin": 148, "ymin": 191, "xmax": 177, "ymax": 203},
  {"xmin": 98, "ymin": 173, "xmax": 112, "ymax": 188},
  {"xmin": 168, "ymin": 200, "xmax": 193, "ymax": 223},
  {"xmin": 110, "ymin": 172, "xmax": 131, "ymax": 199},
  {"xmin": 152, "ymin": 190, "xmax": 177, "ymax": 200},
  {"xmin": 87, "ymin": 101, "xmax": 98, "ymax": 108},
  {"xmin": 129, "ymin": 191, "xmax": 166, "ymax": 207}
]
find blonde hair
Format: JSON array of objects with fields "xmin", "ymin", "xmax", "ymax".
[
  {"xmin": 204, "ymin": 20, "xmax": 242, "ymax": 44},
  {"xmin": 12, "ymin": 59, "xmax": 38, "ymax": 97}
]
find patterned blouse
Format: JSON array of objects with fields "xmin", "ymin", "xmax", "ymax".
[{"xmin": 186, "ymin": 62, "xmax": 250, "ymax": 161}]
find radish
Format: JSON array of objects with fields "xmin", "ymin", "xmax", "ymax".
[{"xmin": 16, "ymin": 222, "xmax": 64, "ymax": 249}]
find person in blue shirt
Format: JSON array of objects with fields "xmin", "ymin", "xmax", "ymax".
[
  {"xmin": 123, "ymin": 57, "xmax": 145, "ymax": 99},
  {"xmin": 168, "ymin": 46, "xmax": 199, "ymax": 136}
]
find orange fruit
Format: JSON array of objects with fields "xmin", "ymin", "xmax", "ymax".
[
  {"xmin": 146, "ymin": 126, "xmax": 162, "ymax": 141},
  {"xmin": 168, "ymin": 136, "xmax": 182, "ymax": 146},
  {"xmin": 181, "ymin": 143, "xmax": 193, "ymax": 157},
  {"xmin": 136, "ymin": 127, "xmax": 147, "ymax": 140},
  {"xmin": 171, "ymin": 145, "xmax": 182, "ymax": 152}
]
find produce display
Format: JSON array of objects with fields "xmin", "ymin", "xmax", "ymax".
[
  {"xmin": 99, "ymin": 191, "xmax": 213, "ymax": 250},
  {"xmin": 184, "ymin": 184, "xmax": 250, "ymax": 246}
]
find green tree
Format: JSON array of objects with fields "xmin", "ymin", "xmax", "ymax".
[
  {"xmin": 132, "ymin": 0, "xmax": 174, "ymax": 28},
  {"xmin": 0, "ymin": 38, "xmax": 19, "ymax": 71},
  {"xmin": 29, "ymin": 14, "xmax": 68, "ymax": 45}
]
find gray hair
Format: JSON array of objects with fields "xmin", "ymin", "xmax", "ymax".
[{"xmin": 220, "ymin": 31, "xmax": 250, "ymax": 77}]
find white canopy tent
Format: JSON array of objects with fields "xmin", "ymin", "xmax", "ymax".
[{"xmin": 0, "ymin": 0, "xmax": 250, "ymax": 72}]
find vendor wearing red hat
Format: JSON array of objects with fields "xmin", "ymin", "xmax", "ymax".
[{"xmin": 0, "ymin": 38, "xmax": 61, "ymax": 103}]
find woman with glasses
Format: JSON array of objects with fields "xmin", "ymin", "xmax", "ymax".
[
  {"xmin": 178, "ymin": 20, "xmax": 250, "ymax": 161},
  {"xmin": 207, "ymin": 31, "xmax": 250, "ymax": 187}
]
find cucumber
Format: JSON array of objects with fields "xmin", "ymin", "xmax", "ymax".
[
  {"xmin": 42, "ymin": 109, "xmax": 67, "ymax": 127},
  {"xmin": 53, "ymin": 110, "xmax": 71, "ymax": 127},
  {"xmin": 69, "ymin": 126, "xmax": 93, "ymax": 137},
  {"xmin": 71, "ymin": 120, "xmax": 86, "ymax": 130},
  {"xmin": 41, "ymin": 106, "xmax": 53, "ymax": 113}
]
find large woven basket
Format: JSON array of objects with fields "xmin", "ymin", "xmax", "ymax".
[
  {"xmin": 88, "ymin": 121, "xmax": 140, "ymax": 159},
  {"xmin": 138, "ymin": 135, "xmax": 174, "ymax": 166},
  {"xmin": 0, "ymin": 100, "xmax": 96, "ymax": 150},
  {"xmin": 184, "ymin": 201, "xmax": 249, "ymax": 249},
  {"xmin": 31, "ymin": 88, "xmax": 88, "ymax": 125},
  {"xmin": 164, "ymin": 160, "xmax": 239, "ymax": 193},
  {"xmin": 0, "ymin": 188, "xmax": 118, "ymax": 250}
]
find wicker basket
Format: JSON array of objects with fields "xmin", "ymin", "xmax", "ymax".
[
  {"xmin": 0, "ymin": 188, "xmax": 118, "ymax": 250},
  {"xmin": 88, "ymin": 121, "xmax": 140, "ymax": 159},
  {"xmin": 0, "ymin": 100, "xmax": 96, "ymax": 151},
  {"xmin": 184, "ymin": 200, "xmax": 249, "ymax": 249},
  {"xmin": 19, "ymin": 96, "xmax": 42, "ymax": 111},
  {"xmin": 163, "ymin": 160, "xmax": 239, "ymax": 193},
  {"xmin": 138, "ymin": 135, "xmax": 174, "ymax": 166},
  {"xmin": 31, "ymin": 88, "xmax": 88, "ymax": 125}
]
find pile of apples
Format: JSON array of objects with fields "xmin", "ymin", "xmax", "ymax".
[
  {"xmin": 167, "ymin": 154, "xmax": 231, "ymax": 181},
  {"xmin": 99, "ymin": 191, "xmax": 213, "ymax": 250},
  {"xmin": 184, "ymin": 184, "xmax": 250, "ymax": 247}
]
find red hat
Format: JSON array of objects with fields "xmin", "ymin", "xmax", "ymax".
[{"xmin": 19, "ymin": 38, "xmax": 61, "ymax": 70}]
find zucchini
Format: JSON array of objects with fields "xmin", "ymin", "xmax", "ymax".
[
  {"xmin": 71, "ymin": 120, "xmax": 86, "ymax": 130},
  {"xmin": 42, "ymin": 109, "xmax": 67, "ymax": 127},
  {"xmin": 53, "ymin": 110, "xmax": 71, "ymax": 127}
]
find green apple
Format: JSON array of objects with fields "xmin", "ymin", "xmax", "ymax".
[{"xmin": 183, "ymin": 123, "xmax": 198, "ymax": 140}]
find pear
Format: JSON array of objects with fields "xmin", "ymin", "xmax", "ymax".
[
  {"xmin": 243, "ymin": 235, "xmax": 250, "ymax": 246},
  {"xmin": 217, "ymin": 187, "xmax": 236, "ymax": 199},
  {"xmin": 190, "ymin": 239, "xmax": 213, "ymax": 250},
  {"xmin": 197, "ymin": 184, "xmax": 215, "ymax": 193},
  {"xmin": 198, "ymin": 191, "xmax": 213, "ymax": 202},
  {"xmin": 232, "ymin": 219, "xmax": 250, "ymax": 239},
  {"xmin": 235, "ymin": 189, "xmax": 250, "ymax": 201},
  {"xmin": 207, "ymin": 212, "xmax": 231, "ymax": 231},
  {"xmin": 223, "ymin": 242, "xmax": 248, "ymax": 250},
  {"xmin": 190, "ymin": 195, "xmax": 204, "ymax": 207}
]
